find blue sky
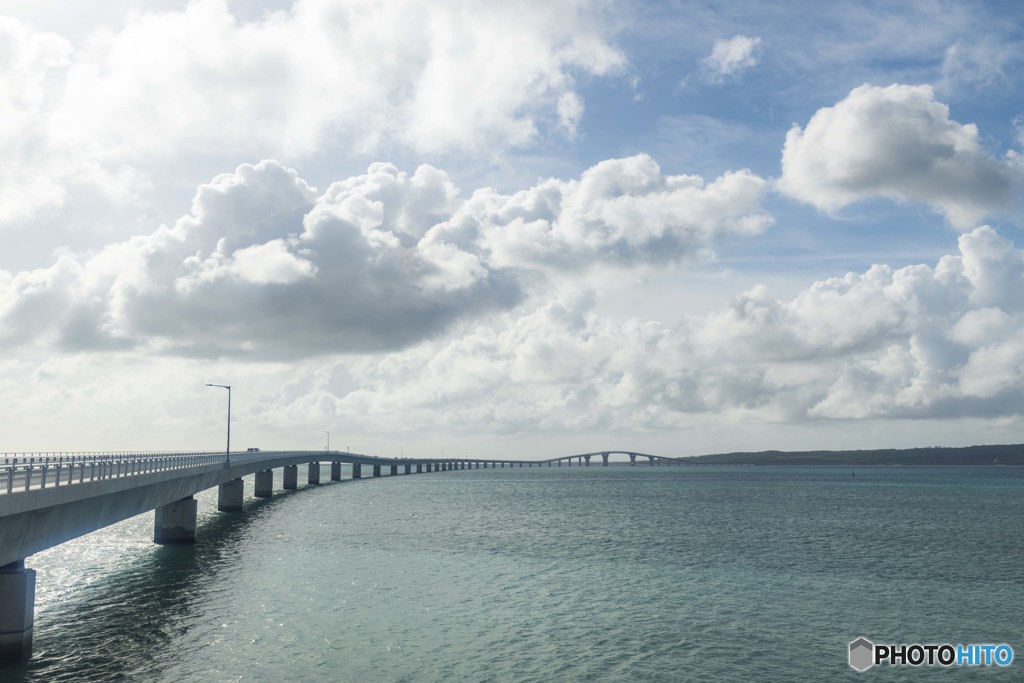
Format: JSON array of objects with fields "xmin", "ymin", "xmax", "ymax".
[{"xmin": 1, "ymin": 0, "xmax": 1022, "ymax": 457}]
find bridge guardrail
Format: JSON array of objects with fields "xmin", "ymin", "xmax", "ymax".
[{"xmin": 2, "ymin": 452, "xmax": 226, "ymax": 495}]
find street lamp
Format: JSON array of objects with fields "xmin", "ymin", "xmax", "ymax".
[
  {"xmin": 322, "ymin": 430, "xmax": 330, "ymax": 452},
  {"xmin": 206, "ymin": 383, "xmax": 231, "ymax": 466}
]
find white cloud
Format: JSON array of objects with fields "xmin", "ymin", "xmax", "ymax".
[
  {"xmin": 778, "ymin": 83, "xmax": 1019, "ymax": 229},
  {"xmin": 0, "ymin": 0, "xmax": 626, "ymax": 228},
  {"xmin": 940, "ymin": 40, "xmax": 1018, "ymax": 92},
  {"xmin": 0, "ymin": 16, "xmax": 74, "ymax": 223},
  {"xmin": 701, "ymin": 35, "xmax": 762, "ymax": 83},
  {"xmin": 0, "ymin": 155, "xmax": 771, "ymax": 358},
  {"xmin": 468, "ymin": 155, "xmax": 772, "ymax": 271},
  {"xmin": 288, "ymin": 225, "xmax": 1024, "ymax": 433}
]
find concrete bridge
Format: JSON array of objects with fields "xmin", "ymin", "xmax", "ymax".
[{"xmin": 0, "ymin": 448, "xmax": 687, "ymax": 663}]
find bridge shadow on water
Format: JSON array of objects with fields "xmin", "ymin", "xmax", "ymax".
[{"xmin": 9, "ymin": 480, "xmax": 348, "ymax": 683}]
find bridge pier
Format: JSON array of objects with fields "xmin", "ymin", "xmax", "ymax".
[
  {"xmin": 154, "ymin": 496, "xmax": 197, "ymax": 544},
  {"xmin": 0, "ymin": 560, "xmax": 35, "ymax": 663},
  {"xmin": 373, "ymin": 464, "xmax": 381, "ymax": 477},
  {"xmin": 308, "ymin": 462, "xmax": 320, "ymax": 485},
  {"xmin": 255, "ymin": 469, "xmax": 273, "ymax": 497},
  {"xmin": 584, "ymin": 455, "xmax": 591, "ymax": 466},
  {"xmin": 602, "ymin": 453, "xmax": 609, "ymax": 466},
  {"xmin": 331, "ymin": 462, "xmax": 341, "ymax": 481},
  {"xmin": 283, "ymin": 465, "xmax": 298, "ymax": 489},
  {"xmin": 390, "ymin": 465, "xmax": 398, "ymax": 476},
  {"xmin": 404, "ymin": 463, "xmax": 411, "ymax": 475},
  {"xmin": 629, "ymin": 454, "xmax": 636, "ymax": 466},
  {"xmin": 648, "ymin": 456, "xmax": 654, "ymax": 466},
  {"xmin": 217, "ymin": 478, "xmax": 244, "ymax": 511},
  {"xmin": 352, "ymin": 463, "xmax": 362, "ymax": 479}
]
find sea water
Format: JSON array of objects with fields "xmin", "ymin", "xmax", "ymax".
[{"xmin": 5, "ymin": 464, "xmax": 1023, "ymax": 681}]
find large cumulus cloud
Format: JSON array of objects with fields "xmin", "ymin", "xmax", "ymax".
[
  {"xmin": 0, "ymin": 156, "xmax": 770, "ymax": 358},
  {"xmin": 297, "ymin": 225, "xmax": 1024, "ymax": 433},
  {"xmin": 0, "ymin": 0, "xmax": 626, "ymax": 227},
  {"xmin": 778, "ymin": 83, "xmax": 1019, "ymax": 228}
]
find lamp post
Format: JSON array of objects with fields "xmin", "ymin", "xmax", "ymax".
[
  {"xmin": 206, "ymin": 383, "xmax": 231, "ymax": 466},
  {"xmin": 322, "ymin": 430, "xmax": 330, "ymax": 452}
]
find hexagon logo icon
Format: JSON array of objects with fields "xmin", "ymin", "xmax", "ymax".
[{"xmin": 849, "ymin": 637, "xmax": 874, "ymax": 671}]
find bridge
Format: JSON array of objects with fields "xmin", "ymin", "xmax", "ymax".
[{"xmin": 0, "ymin": 448, "xmax": 688, "ymax": 663}]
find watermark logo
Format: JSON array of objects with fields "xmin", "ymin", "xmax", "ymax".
[{"xmin": 849, "ymin": 638, "xmax": 1014, "ymax": 671}]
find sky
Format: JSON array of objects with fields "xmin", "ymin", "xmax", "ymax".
[{"xmin": 1, "ymin": 0, "xmax": 1023, "ymax": 458}]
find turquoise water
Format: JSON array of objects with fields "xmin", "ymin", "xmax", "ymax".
[{"xmin": 6, "ymin": 464, "xmax": 1024, "ymax": 681}]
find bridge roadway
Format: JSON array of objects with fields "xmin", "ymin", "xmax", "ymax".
[{"xmin": 0, "ymin": 448, "xmax": 690, "ymax": 663}]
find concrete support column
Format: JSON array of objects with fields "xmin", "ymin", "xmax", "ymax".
[
  {"xmin": 630, "ymin": 454, "xmax": 637, "ymax": 466},
  {"xmin": 283, "ymin": 465, "xmax": 298, "ymax": 489},
  {"xmin": 584, "ymin": 455, "xmax": 591, "ymax": 466},
  {"xmin": 648, "ymin": 457, "xmax": 654, "ymax": 466},
  {"xmin": 0, "ymin": 560, "xmax": 35, "ymax": 663},
  {"xmin": 475, "ymin": 462, "xmax": 480, "ymax": 469},
  {"xmin": 602, "ymin": 453, "xmax": 609, "ymax": 466},
  {"xmin": 558, "ymin": 460, "xmax": 562, "ymax": 466},
  {"xmin": 154, "ymin": 496, "xmax": 197, "ymax": 544},
  {"xmin": 390, "ymin": 464, "xmax": 398, "ymax": 476},
  {"xmin": 308, "ymin": 462, "xmax": 320, "ymax": 485},
  {"xmin": 218, "ymin": 477, "xmax": 244, "ymax": 511},
  {"xmin": 255, "ymin": 469, "xmax": 273, "ymax": 497},
  {"xmin": 352, "ymin": 463, "xmax": 362, "ymax": 479},
  {"xmin": 404, "ymin": 463, "xmax": 411, "ymax": 474},
  {"xmin": 416, "ymin": 463, "xmax": 422, "ymax": 473},
  {"xmin": 373, "ymin": 464, "xmax": 381, "ymax": 477},
  {"xmin": 331, "ymin": 462, "xmax": 341, "ymax": 481}
]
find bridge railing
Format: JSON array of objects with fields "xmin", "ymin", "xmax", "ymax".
[{"xmin": 2, "ymin": 452, "xmax": 226, "ymax": 496}]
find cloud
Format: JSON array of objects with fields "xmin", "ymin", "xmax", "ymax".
[
  {"xmin": 292, "ymin": 225, "xmax": 1024, "ymax": 434},
  {"xmin": 0, "ymin": 0, "xmax": 626, "ymax": 227},
  {"xmin": 0, "ymin": 16, "xmax": 74, "ymax": 224},
  {"xmin": 457, "ymin": 155, "xmax": 772, "ymax": 272},
  {"xmin": 939, "ymin": 39, "xmax": 1019, "ymax": 92},
  {"xmin": 778, "ymin": 83, "xmax": 1019, "ymax": 228},
  {"xmin": 701, "ymin": 35, "xmax": 762, "ymax": 83},
  {"xmin": 0, "ymin": 155, "xmax": 771, "ymax": 358}
]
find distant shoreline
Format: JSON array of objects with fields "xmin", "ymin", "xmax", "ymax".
[{"xmin": 683, "ymin": 444, "xmax": 1024, "ymax": 466}]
